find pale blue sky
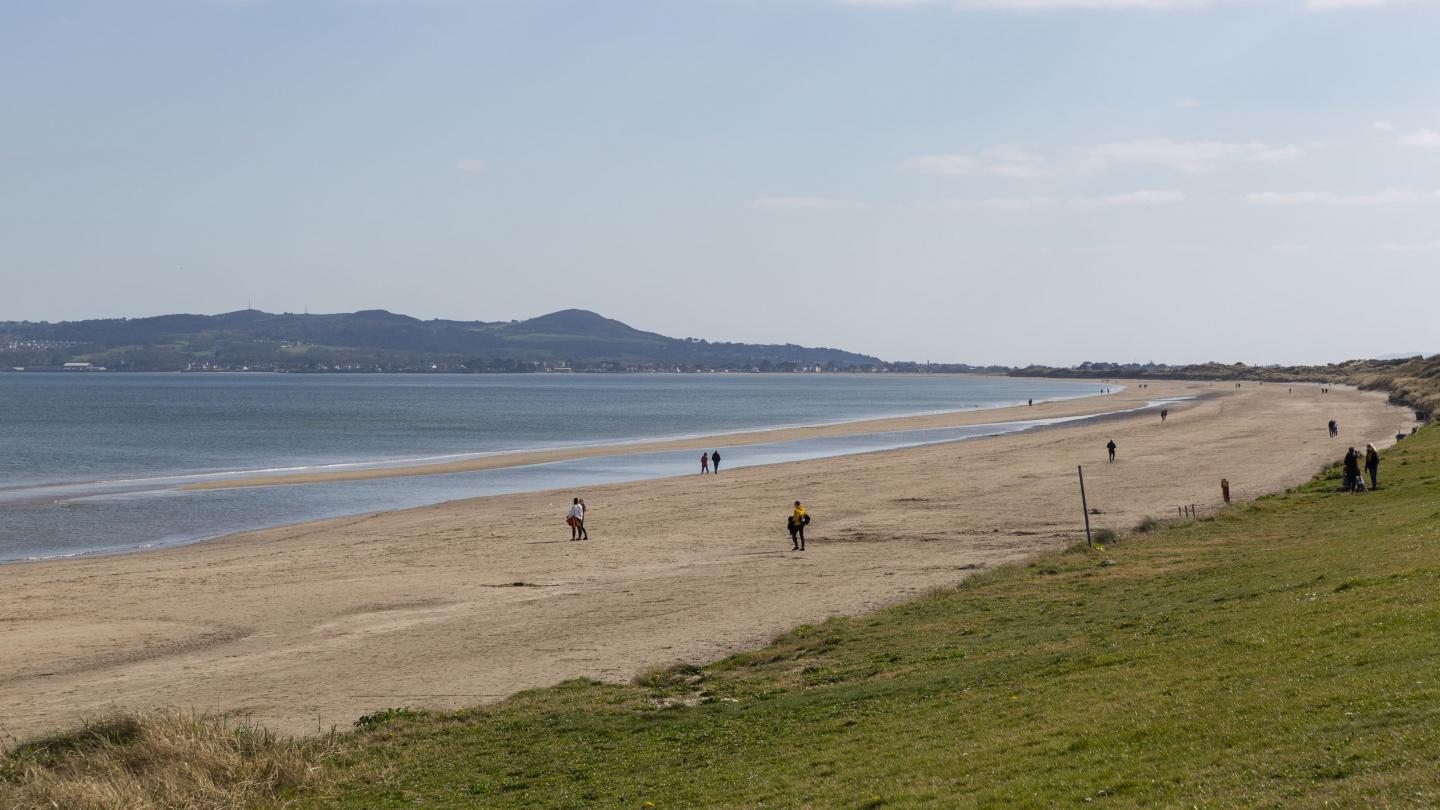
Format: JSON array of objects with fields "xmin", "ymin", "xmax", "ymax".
[{"xmin": 2, "ymin": 0, "xmax": 1438, "ymax": 364}]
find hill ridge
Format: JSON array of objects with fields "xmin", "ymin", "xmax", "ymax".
[{"xmin": 0, "ymin": 308, "xmax": 884, "ymax": 373}]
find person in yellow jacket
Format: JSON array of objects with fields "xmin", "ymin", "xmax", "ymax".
[{"xmin": 789, "ymin": 501, "xmax": 809, "ymax": 551}]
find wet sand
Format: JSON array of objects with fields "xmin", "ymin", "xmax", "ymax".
[
  {"xmin": 0, "ymin": 381, "xmax": 1414, "ymax": 741},
  {"xmin": 185, "ymin": 382, "xmax": 1126, "ymax": 490}
]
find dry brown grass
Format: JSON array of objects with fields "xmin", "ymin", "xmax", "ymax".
[
  {"xmin": 1016, "ymin": 354, "xmax": 1440, "ymax": 421},
  {"xmin": 0, "ymin": 711, "xmax": 338, "ymax": 810}
]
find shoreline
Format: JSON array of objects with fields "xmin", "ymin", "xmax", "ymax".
[
  {"xmin": 0, "ymin": 380, "xmax": 1415, "ymax": 740},
  {"xmin": 183, "ymin": 381, "xmax": 1125, "ymax": 491},
  {"xmin": 0, "ymin": 373, "xmax": 1107, "ymax": 496},
  {"xmin": 6, "ymin": 392, "xmax": 1168, "ymax": 566}
]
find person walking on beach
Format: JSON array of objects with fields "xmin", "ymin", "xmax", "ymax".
[
  {"xmin": 1106, "ymin": 440, "xmax": 1117, "ymax": 463},
  {"xmin": 1161, "ymin": 408, "xmax": 1168, "ymax": 423},
  {"xmin": 1328, "ymin": 419, "xmax": 1338, "ymax": 438},
  {"xmin": 1365, "ymin": 443, "xmax": 1380, "ymax": 490},
  {"xmin": 790, "ymin": 501, "xmax": 809, "ymax": 550},
  {"xmin": 711, "ymin": 450, "xmax": 722, "ymax": 474},
  {"xmin": 700, "ymin": 452, "xmax": 709, "ymax": 474},
  {"xmin": 566, "ymin": 497, "xmax": 588, "ymax": 540}
]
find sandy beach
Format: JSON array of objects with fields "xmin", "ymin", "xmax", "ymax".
[{"xmin": 0, "ymin": 381, "xmax": 1415, "ymax": 741}]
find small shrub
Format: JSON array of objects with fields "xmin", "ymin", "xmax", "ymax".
[
  {"xmin": 353, "ymin": 707, "xmax": 421, "ymax": 730},
  {"xmin": 1093, "ymin": 528, "xmax": 1118, "ymax": 545},
  {"xmin": 1133, "ymin": 515, "xmax": 1164, "ymax": 534},
  {"xmin": 633, "ymin": 662, "xmax": 705, "ymax": 691}
]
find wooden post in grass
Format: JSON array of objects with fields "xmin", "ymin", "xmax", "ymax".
[{"xmin": 1078, "ymin": 465, "xmax": 1093, "ymax": 548}]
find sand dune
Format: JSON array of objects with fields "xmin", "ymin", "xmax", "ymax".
[{"xmin": 0, "ymin": 381, "xmax": 1414, "ymax": 741}]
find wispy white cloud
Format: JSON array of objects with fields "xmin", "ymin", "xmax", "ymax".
[
  {"xmin": 904, "ymin": 138, "xmax": 1303, "ymax": 179},
  {"xmin": 455, "ymin": 159, "xmax": 488, "ymax": 174},
  {"xmin": 1379, "ymin": 240, "xmax": 1440, "ymax": 252},
  {"xmin": 749, "ymin": 195, "xmax": 866, "ymax": 211},
  {"xmin": 840, "ymin": 0, "xmax": 1430, "ymax": 10},
  {"xmin": 1307, "ymin": 0, "xmax": 1430, "ymax": 9},
  {"xmin": 846, "ymin": 0, "xmax": 1221, "ymax": 8},
  {"xmin": 1398, "ymin": 128, "xmax": 1440, "ymax": 147},
  {"xmin": 923, "ymin": 196, "xmax": 1055, "ymax": 210},
  {"xmin": 924, "ymin": 191, "xmax": 1184, "ymax": 210},
  {"xmin": 1245, "ymin": 188, "xmax": 1440, "ymax": 206},
  {"xmin": 1085, "ymin": 139, "xmax": 1278, "ymax": 172},
  {"xmin": 1248, "ymin": 145, "xmax": 1305, "ymax": 162},
  {"xmin": 1372, "ymin": 120, "xmax": 1397, "ymax": 132},
  {"xmin": 837, "ymin": 0, "xmax": 941, "ymax": 5},
  {"xmin": 1072, "ymin": 190, "xmax": 1187, "ymax": 208},
  {"xmin": 899, "ymin": 145, "xmax": 1052, "ymax": 178}
]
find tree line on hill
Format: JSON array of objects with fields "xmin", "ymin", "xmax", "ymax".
[
  {"xmin": 1012, "ymin": 357, "xmax": 1439, "ymax": 421},
  {"xmin": 3, "ymin": 308, "xmax": 1434, "ymax": 418},
  {"xmin": 1, "ymin": 308, "xmax": 898, "ymax": 374}
]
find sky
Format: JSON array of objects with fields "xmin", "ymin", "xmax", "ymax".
[{"xmin": 2, "ymin": 0, "xmax": 1438, "ymax": 366}]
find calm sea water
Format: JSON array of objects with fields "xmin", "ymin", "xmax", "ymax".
[{"xmin": 0, "ymin": 373, "xmax": 1113, "ymax": 562}]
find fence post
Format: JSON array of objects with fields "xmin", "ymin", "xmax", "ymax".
[{"xmin": 1079, "ymin": 465, "xmax": 1093, "ymax": 548}]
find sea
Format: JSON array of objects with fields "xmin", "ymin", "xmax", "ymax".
[{"xmin": 0, "ymin": 373, "xmax": 1118, "ymax": 563}]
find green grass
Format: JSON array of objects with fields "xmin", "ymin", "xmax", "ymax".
[{"xmin": 286, "ymin": 426, "xmax": 1440, "ymax": 809}]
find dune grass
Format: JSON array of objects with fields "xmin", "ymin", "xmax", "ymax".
[
  {"xmin": 0, "ymin": 712, "xmax": 338, "ymax": 810},
  {"xmin": 6, "ymin": 428, "xmax": 1439, "ymax": 809},
  {"xmin": 271, "ymin": 424, "xmax": 1440, "ymax": 808}
]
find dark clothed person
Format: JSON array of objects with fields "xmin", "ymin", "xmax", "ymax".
[
  {"xmin": 1106, "ymin": 440, "xmax": 1117, "ymax": 463},
  {"xmin": 711, "ymin": 450, "xmax": 722, "ymax": 474},
  {"xmin": 1343, "ymin": 448, "xmax": 1361, "ymax": 493},
  {"xmin": 1365, "ymin": 444, "xmax": 1380, "ymax": 490}
]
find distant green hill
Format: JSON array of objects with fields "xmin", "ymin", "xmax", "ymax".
[{"xmin": 0, "ymin": 308, "xmax": 883, "ymax": 372}]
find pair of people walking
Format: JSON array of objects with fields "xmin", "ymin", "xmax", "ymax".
[
  {"xmin": 566, "ymin": 497, "xmax": 589, "ymax": 540},
  {"xmin": 699, "ymin": 450, "xmax": 722, "ymax": 474},
  {"xmin": 787, "ymin": 501, "xmax": 809, "ymax": 551}
]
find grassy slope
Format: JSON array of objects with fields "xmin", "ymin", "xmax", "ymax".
[{"xmin": 290, "ymin": 427, "xmax": 1440, "ymax": 809}]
